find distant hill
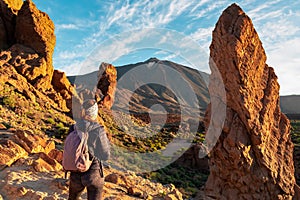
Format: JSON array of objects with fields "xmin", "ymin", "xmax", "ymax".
[
  {"xmin": 280, "ymin": 95, "xmax": 300, "ymax": 119},
  {"xmin": 68, "ymin": 58, "xmax": 210, "ymax": 117}
]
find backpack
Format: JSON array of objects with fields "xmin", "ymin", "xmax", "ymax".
[{"xmin": 62, "ymin": 125, "xmax": 93, "ymax": 172}]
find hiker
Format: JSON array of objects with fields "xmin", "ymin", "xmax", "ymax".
[{"xmin": 67, "ymin": 99, "xmax": 110, "ymax": 200}]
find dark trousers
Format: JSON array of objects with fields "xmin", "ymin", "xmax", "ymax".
[{"xmin": 68, "ymin": 169, "xmax": 104, "ymax": 200}]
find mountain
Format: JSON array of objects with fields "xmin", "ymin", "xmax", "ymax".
[
  {"xmin": 69, "ymin": 57, "xmax": 210, "ymax": 119},
  {"xmin": 280, "ymin": 95, "xmax": 300, "ymax": 119}
]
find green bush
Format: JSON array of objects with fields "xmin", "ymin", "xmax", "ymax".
[
  {"xmin": 3, "ymin": 96, "xmax": 16, "ymax": 109},
  {"xmin": 46, "ymin": 118, "xmax": 56, "ymax": 125}
]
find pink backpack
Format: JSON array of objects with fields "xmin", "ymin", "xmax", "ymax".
[{"xmin": 62, "ymin": 125, "xmax": 93, "ymax": 172}]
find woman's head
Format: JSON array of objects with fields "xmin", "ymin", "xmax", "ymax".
[{"xmin": 82, "ymin": 99, "xmax": 98, "ymax": 121}]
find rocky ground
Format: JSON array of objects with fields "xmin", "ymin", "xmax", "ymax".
[{"xmin": 0, "ymin": 127, "xmax": 188, "ymax": 200}]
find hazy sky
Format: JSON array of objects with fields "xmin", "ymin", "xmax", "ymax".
[{"xmin": 33, "ymin": 0, "xmax": 300, "ymax": 95}]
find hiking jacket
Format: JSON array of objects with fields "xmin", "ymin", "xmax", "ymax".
[{"xmin": 70, "ymin": 119, "xmax": 111, "ymax": 169}]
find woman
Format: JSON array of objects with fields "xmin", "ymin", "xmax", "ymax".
[{"xmin": 68, "ymin": 99, "xmax": 110, "ymax": 200}]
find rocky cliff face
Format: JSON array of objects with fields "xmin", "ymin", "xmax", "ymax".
[
  {"xmin": 204, "ymin": 4, "xmax": 296, "ymax": 199},
  {"xmin": 0, "ymin": 0, "xmax": 73, "ymax": 111},
  {"xmin": 0, "ymin": 0, "xmax": 23, "ymax": 49}
]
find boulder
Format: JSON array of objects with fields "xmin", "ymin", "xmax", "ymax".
[
  {"xmin": 11, "ymin": 130, "xmax": 55, "ymax": 154},
  {"xmin": 0, "ymin": 139, "xmax": 28, "ymax": 166},
  {"xmin": 32, "ymin": 152, "xmax": 63, "ymax": 172},
  {"xmin": 105, "ymin": 173, "xmax": 121, "ymax": 184},
  {"xmin": 204, "ymin": 4, "xmax": 296, "ymax": 199},
  {"xmin": 48, "ymin": 149, "xmax": 63, "ymax": 163}
]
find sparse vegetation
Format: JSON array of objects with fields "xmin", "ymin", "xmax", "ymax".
[
  {"xmin": 147, "ymin": 163, "xmax": 209, "ymax": 198},
  {"xmin": 291, "ymin": 120, "xmax": 300, "ymax": 185},
  {"xmin": 0, "ymin": 82, "xmax": 74, "ymax": 138},
  {"xmin": 2, "ymin": 96, "xmax": 16, "ymax": 109}
]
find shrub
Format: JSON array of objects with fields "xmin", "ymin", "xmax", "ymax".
[
  {"xmin": 3, "ymin": 96, "xmax": 16, "ymax": 109},
  {"xmin": 46, "ymin": 118, "xmax": 56, "ymax": 125}
]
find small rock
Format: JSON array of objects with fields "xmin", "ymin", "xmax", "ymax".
[
  {"xmin": 168, "ymin": 189, "xmax": 183, "ymax": 200},
  {"xmin": 0, "ymin": 123, "xmax": 7, "ymax": 130},
  {"xmin": 105, "ymin": 173, "xmax": 120, "ymax": 184},
  {"xmin": 128, "ymin": 187, "xmax": 143, "ymax": 198},
  {"xmin": 163, "ymin": 184, "xmax": 175, "ymax": 192},
  {"xmin": 48, "ymin": 149, "xmax": 63, "ymax": 163}
]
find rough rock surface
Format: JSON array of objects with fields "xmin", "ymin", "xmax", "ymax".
[
  {"xmin": 0, "ymin": 0, "xmax": 23, "ymax": 49},
  {"xmin": 204, "ymin": 4, "xmax": 296, "ymax": 199},
  {"xmin": 14, "ymin": 0, "xmax": 55, "ymax": 92},
  {"xmin": 97, "ymin": 62, "xmax": 117, "ymax": 109},
  {"xmin": 0, "ymin": 50, "xmax": 69, "ymax": 111},
  {"xmin": 52, "ymin": 69, "xmax": 74, "ymax": 110},
  {"xmin": 0, "ymin": 0, "xmax": 74, "ymax": 111},
  {"xmin": 15, "ymin": 0, "xmax": 55, "ymax": 72}
]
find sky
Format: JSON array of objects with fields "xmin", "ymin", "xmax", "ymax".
[{"xmin": 33, "ymin": 0, "xmax": 300, "ymax": 95}]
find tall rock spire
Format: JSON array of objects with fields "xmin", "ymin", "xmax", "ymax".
[{"xmin": 204, "ymin": 3, "xmax": 296, "ymax": 199}]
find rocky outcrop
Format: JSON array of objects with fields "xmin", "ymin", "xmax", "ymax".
[
  {"xmin": 1, "ymin": 0, "xmax": 23, "ymax": 13},
  {"xmin": 52, "ymin": 69, "xmax": 74, "ymax": 109},
  {"xmin": 97, "ymin": 62, "xmax": 117, "ymax": 109},
  {"xmin": 15, "ymin": 0, "xmax": 55, "ymax": 70},
  {"xmin": 0, "ymin": 129, "xmax": 57, "ymax": 169},
  {"xmin": 0, "ymin": 0, "xmax": 74, "ymax": 111},
  {"xmin": 204, "ymin": 4, "xmax": 296, "ymax": 199},
  {"xmin": 15, "ymin": 0, "xmax": 55, "ymax": 90},
  {"xmin": 0, "ymin": 0, "xmax": 23, "ymax": 49}
]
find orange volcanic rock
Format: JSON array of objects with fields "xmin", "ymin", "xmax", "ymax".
[
  {"xmin": 204, "ymin": 3, "xmax": 296, "ymax": 199},
  {"xmin": 14, "ymin": 0, "xmax": 55, "ymax": 90},
  {"xmin": 2, "ymin": 0, "xmax": 23, "ymax": 12},
  {"xmin": 97, "ymin": 62, "xmax": 117, "ymax": 109},
  {"xmin": 0, "ymin": 0, "xmax": 23, "ymax": 49},
  {"xmin": 0, "ymin": 0, "xmax": 75, "ymax": 111},
  {"xmin": 32, "ymin": 152, "xmax": 62, "ymax": 172},
  {"xmin": 0, "ymin": 139, "xmax": 28, "ymax": 167},
  {"xmin": 15, "ymin": 0, "xmax": 55, "ymax": 69},
  {"xmin": 52, "ymin": 69, "xmax": 75, "ymax": 110},
  {"xmin": 11, "ymin": 130, "xmax": 55, "ymax": 154}
]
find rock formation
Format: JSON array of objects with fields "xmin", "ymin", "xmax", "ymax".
[
  {"xmin": 204, "ymin": 4, "xmax": 296, "ymax": 199},
  {"xmin": 0, "ymin": 0, "xmax": 74, "ymax": 111},
  {"xmin": 0, "ymin": 0, "xmax": 23, "ymax": 49},
  {"xmin": 175, "ymin": 144, "xmax": 209, "ymax": 171},
  {"xmin": 52, "ymin": 69, "xmax": 74, "ymax": 109},
  {"xmin": 97, "ymin": 62, "xmax": 117, "ymax": 109},
  {"xmin": 0, "ymin": 130, "xmax": 56, "ymax": 168}
]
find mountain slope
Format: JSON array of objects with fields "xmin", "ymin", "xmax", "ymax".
[
  {"xmin": 280, "ymin": 95, "xmax": 300, "ymax": 119},
  {"xmin": 69, "ymin": 58, "xmax": 210, "ymax": 118}
]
